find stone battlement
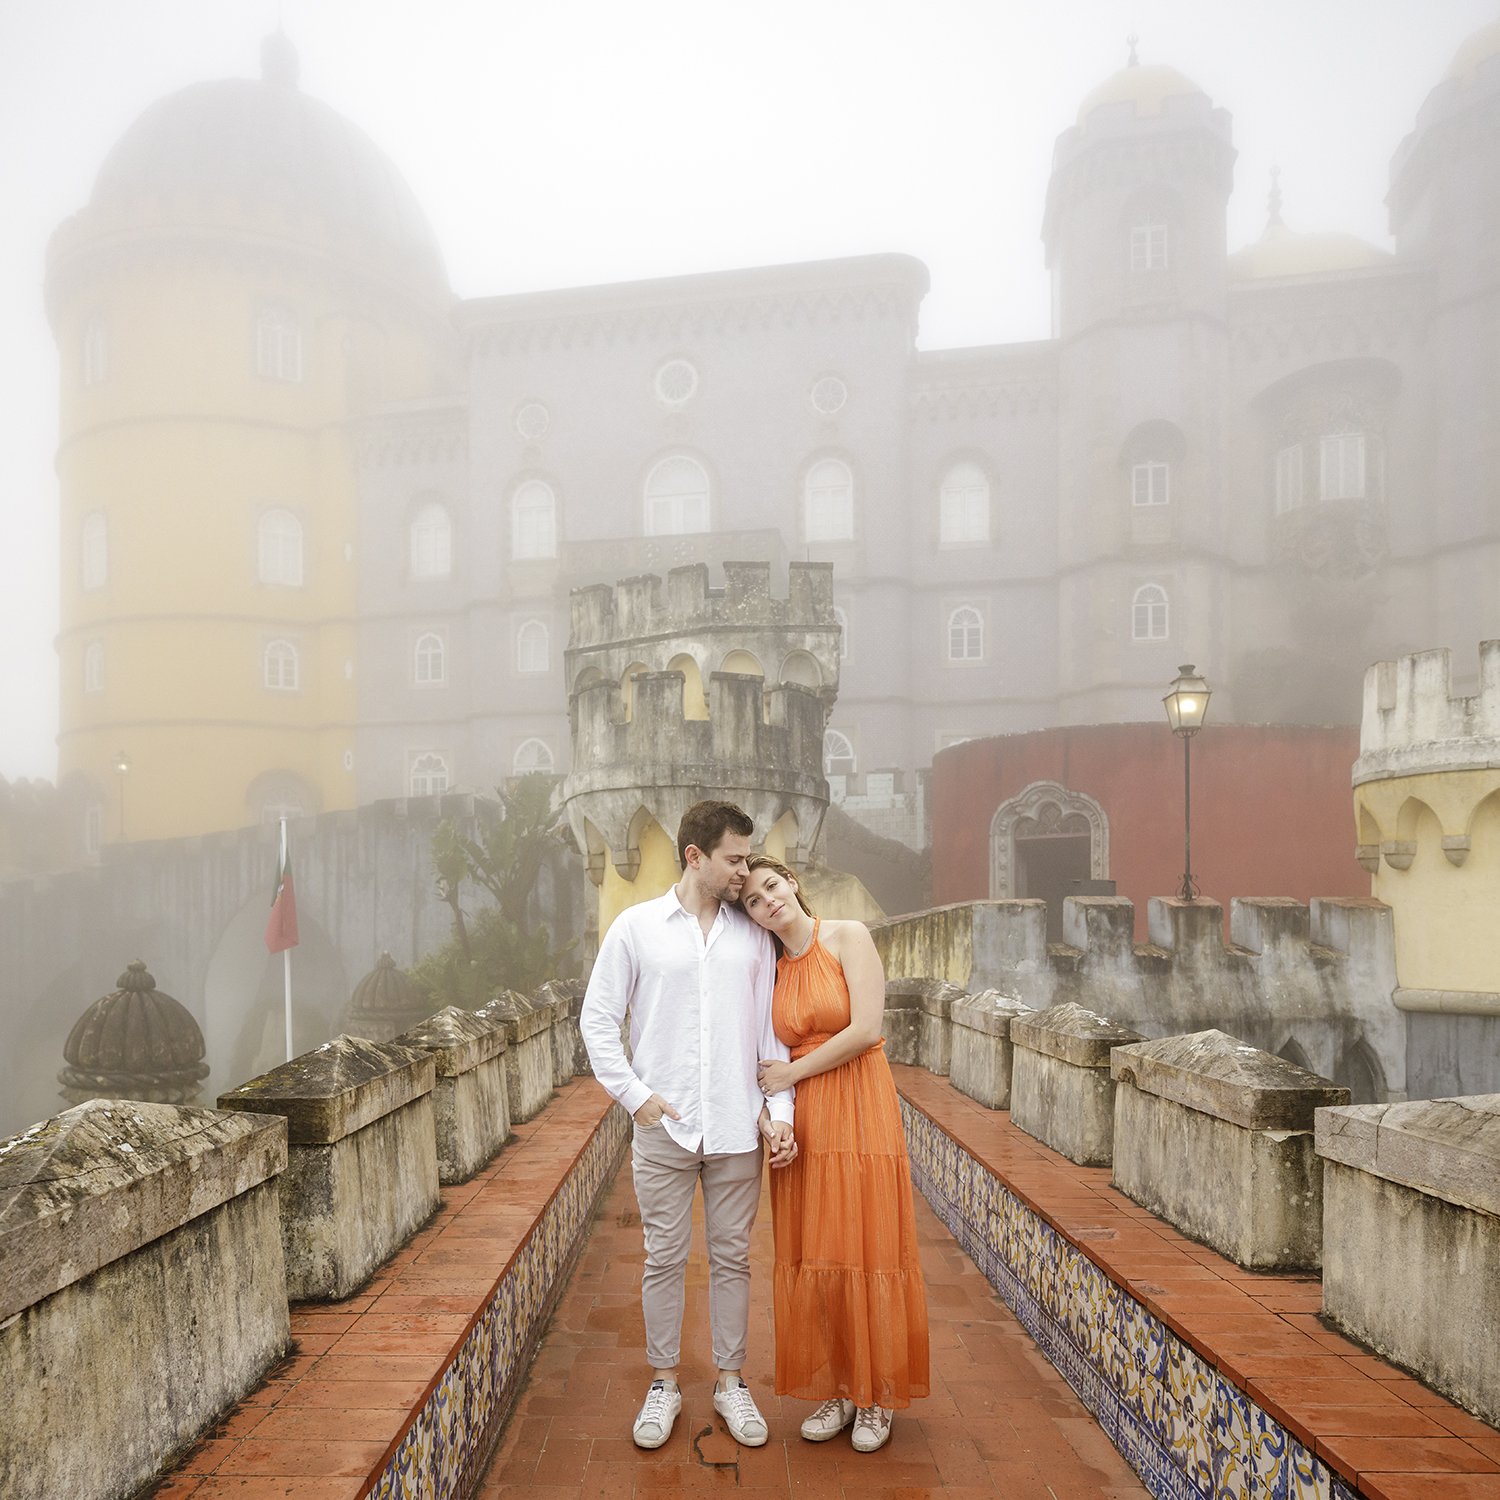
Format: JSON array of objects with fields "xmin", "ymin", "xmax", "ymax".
[{"xmin": 1355, "ymin": 640, "xmax": 1500, "ymax": 784}]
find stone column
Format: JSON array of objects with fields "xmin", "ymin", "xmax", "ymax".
[
  {"xmin": 1110, "ymin": 1029, "xmax": 1348, "ymax": 1269},
  {"xmin": 393, "ymin": 1007, "xmax": 510, "ymax": 1184},
  {"xmin": 218, "ymin": 1035, "xmax": 439, "ymax": 1300},
  {"xmin": 948, "ymin": 990, "xmax": 1035, "ymax": 1109},
  {"xmin": 0, "ymin": 1100, "xmax": 288, "ymax": 1499}
]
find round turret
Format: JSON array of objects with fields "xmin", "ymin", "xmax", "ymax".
[
  {"xmin": 58, "ymin": 961, "xmax": 209, "ymax": 1105},
  {"xmin": 345, "ymin": 952, "xmax": 433, "ymax": 1042}
]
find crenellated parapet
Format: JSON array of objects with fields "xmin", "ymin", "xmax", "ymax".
[{"xmin": 1352, "ymin": 641, "xmax": 1500, "ymax": 1017}]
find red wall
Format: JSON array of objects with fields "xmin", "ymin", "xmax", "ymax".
[{"xmin": 931, "ymin": 724, "xmax": 1366, "ymax": 937}]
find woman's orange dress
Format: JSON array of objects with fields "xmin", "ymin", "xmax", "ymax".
[{"xmin": 770, "ymin": 920, "xmax": 930, "ymax": 1408}]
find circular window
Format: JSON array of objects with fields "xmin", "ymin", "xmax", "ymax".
[
  {"xmin": 654, "ymin": 358, "xmax": 699, "ymax": 408},
  {"xmin": 810, "ymin": 375, "xmax": 848, "ymax": 416},
  {"xmin": 515, "ymin": 402, "xmax": 550, "ymax": 441}
]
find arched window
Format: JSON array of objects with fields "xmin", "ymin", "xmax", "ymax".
[
  {"xmin": 263, "ymin": 639, "xmax": 300, "ymax": 691},
  {"xmin": 410, "ymin": 752, "xmax": 450, "ymax": 796},
  {"xmin": 804, "ymin": 459, "xmax": 853, "ymax": 542},
  {"xmin": 410, "ymin": 502, "xmax": 452, "ymax": 580},
  {"xmin": 83, "ymin": 640, "xmax": 104, "ymax": 694},
  {"xmin": 823, "ymin": 729, "xmax": 857, "ymax": 775},
  {"xmin": 1320, "ymin": 430, "xmax": 1366, "ymax": 500},
  {"xmin": 1130, "ymin": 221, "xmax": 1169, "ymax": 272},
  {"xmin": 939, "ymin": 461, "xmax": 990, "ymax": 545},
  {"xmin": 832, "ymin": 605, "xmax": 849, "ymax": 659},
  {"xmin": 414, "ymin": 631, "xmax": 446, "ymax": 685},
  {"xmin": 644, "ymin": 456, "xmax": 710, "ymax": 535},
  {"xmin": 1132, "ymin": 584, "xmax": 1169, "ymax": 641},
  {"xmin": 258, "ymin": 509, "xmax": 303, "ymax": 585},
  {"xmin": 513, "ymin": 737, "xmax": 555, "ymax": 774},
  {"xmin": 83, "ymin": 318, "xmax": 107, "ymax": 386},
  {"xmin": 81, "ymin": 511, "xmax": 108, "ymax": 590},
  {"xmin": 1131, "ymin": 460, "xmax": 1170, "ymax": 507},
  {"xmin": 256, "ymin": 306, "xmax": 303, "ymax": 382},
  {"xmin": 947, "ymin": 605, "xmax": 984, "ymax": 661},
  {"xmin": 516, "ymin": 619, "xmax": 549, "ymax": 674},
  {"xmin": 512, "ymin": 480, "xmax": 557, "ymax": 560}
]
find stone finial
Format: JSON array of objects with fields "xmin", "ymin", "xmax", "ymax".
[
  {"xmin": 345, "ymin": 951, "xmax": 432, "ymax": 1042},
  {"xmin": 58, "ymin": 961, "xmax": 209, "ymax": 1106}
]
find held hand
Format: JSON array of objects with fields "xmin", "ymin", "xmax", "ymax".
[
  {"xmin": 766, "ymin": 1120, "xmax": 798, "ymax": 1169},
  {"xmin": 757, "ymin": 1105, "xmax": 774, "ymax": 1141},
  {"xmin": 633, "ymin": 1093, "xmax": 681, "ymax": 1128},
  {"xmin": 757, "ymin": 1058, "xmax": 795, "ymax": 1096}
]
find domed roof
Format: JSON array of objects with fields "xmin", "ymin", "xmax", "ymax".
[
  {"xmin": 59, "ymin": 960, "xmax": 209, "ymax": 1105},
  {"xmin": 87, "ymin": 34, "xmax": 446, "ymax": 293},
  {"xmin": 1445, "ymin": 19, "xmax": 1500, "ymax": 83},
  {"xmin": 1077, "ymin": 55, "xmax": 1207, "ymax": 127},
  {"xmin": 1229, "ymin": 174, "xmax": 1392, "ymax": 280},
  {"xmin": 344, "ymin": 951, "xmax": 432, "ymax": 1042}
]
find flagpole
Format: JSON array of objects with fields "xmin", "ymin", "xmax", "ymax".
[{"xmin": 280, "ymin": 817, "xmax": 294, "ymax": 1061}]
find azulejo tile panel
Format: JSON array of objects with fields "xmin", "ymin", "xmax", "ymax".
[
  {"xmin": 364, "ymin": 1102, "xmax": 630, "ymax": 1500},
  {"xmin": 899, "ymin": 1100, "xmax": 1355, "ymax": 1500}
]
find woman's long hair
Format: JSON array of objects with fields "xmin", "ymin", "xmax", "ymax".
[{"xmin": 739, "ymin": 853, "xmax": 816, "ymax": 956}]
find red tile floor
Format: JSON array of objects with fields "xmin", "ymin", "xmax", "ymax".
[{"xmin": 475, "ymin": 1160, "xmax": 1148, "ymax": 1500}]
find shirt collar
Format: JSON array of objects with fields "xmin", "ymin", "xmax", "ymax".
[{"xmin": 661, "ymin": 884, "xmax": 729, "ymax": 930}]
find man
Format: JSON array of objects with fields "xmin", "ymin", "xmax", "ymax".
[{"xmin": 580, "ymin": 799, "xmax": 797, "ymax": 1451}]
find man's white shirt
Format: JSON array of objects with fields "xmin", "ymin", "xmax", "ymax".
[{"xmin": 580, "ymin": 887, "xmax": 794, "ymax": 1155}]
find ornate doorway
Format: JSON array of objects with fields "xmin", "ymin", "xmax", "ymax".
[{"xmin": 989, "ymin": 782, "xmax": 1110, "ymax": 941}]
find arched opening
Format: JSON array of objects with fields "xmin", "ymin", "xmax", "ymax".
[
  {"xmin": 1337, "ymin": 1039, "xmax": 1384, "ymax": 1105},
  {"xmin": 779, "ymin": 650, "xmax": 822, "ymax": 689},
  {"xmin": 667, "ymin": 652, "xmax": 708, "ymax": 720},
  {"xmin": 990, "ymin": 781, "xmax": 1110, "ymax": 940},
  {"xmin": 620, "ymin": 661, "xmax": 650, "ymax": 721},
  {"xmin": 1276, "ymin": 1037, "xmax": 1313, "ymax": 1074},
  {"xmin": 719, "ymin": 649, "xmax": 764, "ymax": 678}
]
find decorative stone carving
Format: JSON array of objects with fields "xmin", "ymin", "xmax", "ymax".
[
  {"xmin": 989, "ymin": 781, "xmax": 1109, "ymax": 899},
  {"xmin": 344, "ymin": 951, "xmax": 432, "ymax": 1042}
]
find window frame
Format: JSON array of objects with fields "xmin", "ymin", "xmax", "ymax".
[
  {"xmin": 947, "ymin": 604, "xmax": 985, "ymax": 663},
  {"xmin": 516, "ymin": 619, "xmax": 550, "ymax": 675},
  {"xmin": 511, "ymin": 479, "xmax": 558, "ymax": 560},
  {"xmin": 823, "ymin": 729, "xmax": 857, "ymax": 776},
  {"xmin": 409, "ymin": 752, "xmax": 450, "ymax": 797},
  {"xmin": 1131, "ymin": 583, "xmax": 1170, "ymax": 642},
  {"xmin": 257, "ymin": 508, "xmax": 304, "ymax": 586},
  {"xmin": 1320, "ymin": 430, "xmax": 1366, "ymax": 501},
  {"xmin": 1130, "ymin": 221, "xmax": 1169, "ymax": 272},
  {"xmin": 409, "ymin": 501, "xmax": 453, "ymax": 581},
  {"xmin": 256, "ymin": 306, "xmax": 303, "ymax": 383},
  {"xmin": 804, "ymin": 458, "xmax": 855, "ymax": 543},
  {"xmin": 512, "ymin": 737, "xmax": 556, "ymax": 775},
  {"xmin": 643, "ymin": 455, "xmax": 711, "ymax": 536},
  {"xmin": 938, "ymin": 460, "xmax": 992, "ymax": 546},
  {"xmin": 1131, "ymin": 460, "xmax": 1171, "ymax": 508},
  {"xmin": 414, "ymin": 630, "xmax": 446, "ymax": 686},
  {"xmin": 263, "ymin": 639, "xmax": 301, "ymax": 692}
]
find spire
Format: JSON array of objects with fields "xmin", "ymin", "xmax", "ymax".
[
  {"xmin": 1266, "ymin": 165, "xmax": 1285, "ymax": 231},
  {"xmin": 260, "ymin": 28, "xmax": 300, "ymax": 89},
  {"xmin": 1126, "ymin": 32, "xmax": 1140, "ymax": 67}
]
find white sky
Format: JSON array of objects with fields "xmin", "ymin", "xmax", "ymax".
[{"xmin": 1, "ymin": 0, "xmax": 1494, "ymax": 782}]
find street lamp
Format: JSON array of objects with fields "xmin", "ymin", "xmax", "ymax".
[
  {"xmin": 112, "ymin": 749, "xmax": 130, "ymax": 841},
  {"xmin": 1162, "ymin": 665, "xmax": 1212, "ymax": 901}
]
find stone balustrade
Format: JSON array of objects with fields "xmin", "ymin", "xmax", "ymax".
[
  {"xmin": 0, "ymin": 1099, "xmax": 289, "ymax": 1498},
  {"xmin": 218, "ymin": 1034, "xmax": 440, "ymax": 1300},
  {"xmin": 478, "ymin": 989, "xmax": 558, "ymax": 1122},
  {"xmin": 1009, "ymin": 1002, "xmax": 1145, "ymax": 1166},
  {"xmin": 393, "ymin": 1006, "xmax": 510, "ymax": 1184},
  {"xmin": 1110, "ymin": 1030, "xmax": 1348, "ymax": 1269},
  {"xmin": 1317, "ymin": 1093, "xmax": 1500, "ymax": 1425},
  {"xmin": 948, "ymin": 989, "xmax": 1034, "ymax": 1109}
]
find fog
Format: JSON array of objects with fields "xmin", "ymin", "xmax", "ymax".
[{"xmin": 2, "ymin": 0, "xmax": 1494, "ymax": 780}]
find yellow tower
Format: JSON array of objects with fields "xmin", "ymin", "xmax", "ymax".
[{"xmin": 46, "ymin": 34, "xmax": 452, "ymax": 844}]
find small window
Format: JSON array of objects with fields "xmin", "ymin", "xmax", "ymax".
[
  {"xmin": 1131, "ymin": 461, "xmax": 1170, "ymax": 507},
  {"xmin": 410, "ymin": 752, "xmax": 450, "ymax": 796},
  {"xmin": 264, "ymin": 639, "xmax": 300, "ymax": 691},
  {"xmin": 832, "ymin": 605, "xmax": 849, "ymax": 660},
  {"xmin": 414, "ymin": 631, "xmax": 446, "ymax": 685},
  {"xmin": 804, "ymin": 459, "xmax": 854, "ymax": 542},
  {"xmin": 823, "ymin": 729, "xmax": 857, "ymax": 775},
  {"xmin": 654, "ymin": 358, "xmax": 699, "ymax": 408},
  {"xmin": 810, "ymin": 375, "xmax": 848, "ymax": 416},
  {"xmin": 83, "ymin": 801, "xmax": 102, "ymax": 858},
  {"xmin": 256, "ymin": 307, "xmax": 303, "ymax": 382},
  {"xmin": 1320, "ymin": 431, "xmax": 1366, "ymax": 501},
  {"xmin": 939, "ymin": 461, "xmax": 991, "ymax": 545},
  {"xmin": 81, "ymin": 511, "xmax": 108, "ymax": 591},
  {"xmin": 513, "ymin": 737, "xmax": 555, "ymax": 774},
  {"xmin": 83, "ymin": 318, "xmax": 107, "ymax": 386},
  {"xmin": 644, "ymin": 456, "xmax": 710, "ymax": 535},
  {"xmin": 410, "ymin": 502, "xmax": 452, "ymax": 580},
  {"xmin": 516, "ymin": 619, "xmax": 549, "ymax": 674},
  {"xmin": 1275, "ymin": 445, "xmax": 1304, "ymax": 513},
  {"xmin": 83, "ymin": 640, "xmax": 104, "ymax": 694},
  {"xmin": 515, "ymin": 402, "xmax": 550, "ymax": 441},
  {"xmin": 947, "ymin": 605, "xmax": 984, "ymax": 662},
  {"xmin": 258, "ymin": 509, "xmax": 304, "ymax": 585},
  {"xmin": 1132, "ymin": 584, "xmax": 1169, "ymax": 642},
  {"xmin": 1130, "ymin": 222, "xmax": 1169, "ymax": 272},
  {"xmin": 512, "ymin": 480, "xmax": 557, "ymax": 560}
]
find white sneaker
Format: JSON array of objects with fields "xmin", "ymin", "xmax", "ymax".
[
  {"xmin": 851, "ymin": 1404, "xmax": 893, "ymax": 1453},
  {"xmin": 800, "ymin": 1397, "xmax": 856, "ymax": 1442},
  {"xmin": 712, "ymin": 1376, "xmax": 769, "ymax": 1447},
  {"xmin": 632, "ymin": 1378, "xmax": 681, "ymax": 1449}
]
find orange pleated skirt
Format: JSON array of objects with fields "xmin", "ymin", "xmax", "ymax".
[{"xmin": 770, "ymin": 925, "xmax": 930, "ymax": 1408}]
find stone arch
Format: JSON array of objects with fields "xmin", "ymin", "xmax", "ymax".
[
  {"xmin": 1337, "ymin": 1037, "xmax": 1384, "ymax": 1105},
  {"xmin": 720, "ymin": 649, "xmax": 764, "ymax": 678},
  {"xmin": 1276, "ymin": 1036, "xmax": 1313, "ymax": 1073},
  {"xmin": 779, "ymin": 649, "xmax": 822, "ymax": 689},
  {"xmin": 667, "ymin": 652, "xmax": 708, "ymax": 720},
  {"xmin": 989, "ymin": 781, "xmax": 1109, "ymax": 899},
  {"xmin": 620, "ymin": 660, "xmax": 650, "ymax": 721}
]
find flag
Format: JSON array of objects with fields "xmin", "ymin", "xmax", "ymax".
[{"xmin": 265, "ymin": 820, "xmax": 300, "ymax": 954}]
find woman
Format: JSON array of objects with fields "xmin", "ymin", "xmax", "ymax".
[{"xmin": 739, "ymin": 854, "xmax": 929, "ymax": 1453}]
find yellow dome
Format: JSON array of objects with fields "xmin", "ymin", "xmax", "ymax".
[
  {"xmin": 1229, "ymin": 224, "xmax": 1392, "ymax": 280},
  {"xmin": 1077, "ymin": 63, "xmax": 1206, "ymax": 127},
  {"xmin": 1445, "ymin": 19, "xmax": 1500, "ymax": 83}
]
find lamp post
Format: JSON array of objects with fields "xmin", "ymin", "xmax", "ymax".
[
  {"xmin": 1162, "ymin": 665, "xmax": 1211, "ymax": 901},
  {"xmin": 112, "ymin": 749, "xmax": 130, "ymax": 841}
]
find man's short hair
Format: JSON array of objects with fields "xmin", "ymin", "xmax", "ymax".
[{"xmin": 677, "ymin": 800, "xmax": 754, "ymax": 868}]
